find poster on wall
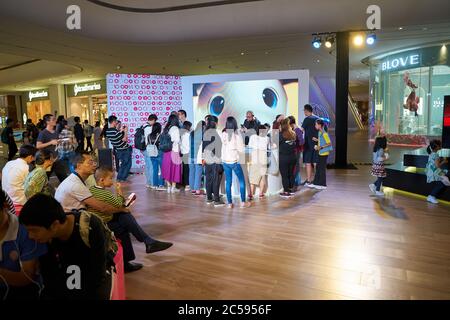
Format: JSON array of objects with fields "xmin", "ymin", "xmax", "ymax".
[
  {"xmin": 192, "ymin": 79, "xmax": 298, "ymax": 130},
  {"xmin": 107, "ymin": 73, "xmax": 183, "ymax": 169},
  {"xmin": 443, "ymin": 95, "xmax": 450, "ymax": 148}
]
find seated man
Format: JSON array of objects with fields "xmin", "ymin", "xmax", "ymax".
[
  {"xmin": 1, "ymin": 145, "xmax": 36, "ymax": 215},
  {"xmin": 0, "ymin": 190, "xmax": 47, "ymax": 300},
  {"xmin": 20, "ymin": 194, "xmax": 113, "ymax": 300},
  {"xmin": 89, "ymin": 167, "xmax": 173, "ymax": 273}
]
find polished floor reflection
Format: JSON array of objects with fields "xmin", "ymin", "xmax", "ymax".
[{"xmin": 122, "ymin": 167, "xmax": 450, "ymax": 300}]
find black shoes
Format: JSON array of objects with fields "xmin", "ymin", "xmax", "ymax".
[
  {"xmin": 146, "ymin": 240, "xmax": 173, "ymax": 254},
  {"xmin": 124, "ymin": 261, "xmax": 143, "ymax": 273}
]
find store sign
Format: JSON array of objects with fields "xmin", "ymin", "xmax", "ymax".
[
  {"xmin": 381, "ymin": 54, "xmax": 420, "ymax": 72},
  {"xmin": 74, "ymin": 82, "xmax": 101, "ymax": 96},
  {"xmin": 67, "ymin": 80, "xmax": 106, "ymax": 97},
  {"xmin": 28, "ymin": 90, "xmax": 48, "ymax": 101}
]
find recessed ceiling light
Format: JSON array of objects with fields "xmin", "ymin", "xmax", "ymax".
[
  {"xmin": 398, "ymin": 27, "xmax": 403, "ymax": 30},
  {"xmin": 422, "ymin": 27, "xmax": 428, "ymax": 31},
  {"xmin": 316, "ymin": 59, "xmax": 320, "ymax": 63},
  {"xmin": 265, "ymin": 51, "xmax": 269, "ymax": 55},
  {"xmin": 240, "ymin": 52, "xmax": 245, "ymax": 56},
  {"xmin": 116, "ymin": 65, "xmax": 122, "ymax": 70}
]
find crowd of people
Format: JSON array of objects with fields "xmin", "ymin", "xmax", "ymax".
[
  {"xmin": 0, "ymin": 104, "xmax": 447, "ymax": 300},
  {"xmin": 134, "ymin": 104, "xmax": 333, "ymax": 208}
]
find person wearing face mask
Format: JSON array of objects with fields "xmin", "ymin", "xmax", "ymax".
[{"xmin": 24, "ymin": 149, "xmax": 56, "ymax": 199}]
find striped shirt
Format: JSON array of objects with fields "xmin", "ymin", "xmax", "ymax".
[
  {"xmin": 24, "ymin": 167, "xmax": 52, "ymax": 199},
  {"xmin": 88, "ymin": 186, "xmax": 125, "ymax": 223},
  {"xmin": 105, "ymin": 128, "xmax": 129, "ymax": 150}
]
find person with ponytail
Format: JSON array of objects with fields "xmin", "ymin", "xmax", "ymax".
[{"xmin": 425, "ymin": 140, "xmax": 449, "ymax": 204}]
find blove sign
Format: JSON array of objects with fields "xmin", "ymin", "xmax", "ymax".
[{"xmin": 381, "ymin": 54, "xmax": 420, "ymax": 72}]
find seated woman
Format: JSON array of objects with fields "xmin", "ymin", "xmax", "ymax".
[
  {"xmin": 426, "ymin": 139, "xmax": 449, "ymax": 204},
  {"xmin": 24, "ymin": 149, "xmax": 55, "ymax": 200}
]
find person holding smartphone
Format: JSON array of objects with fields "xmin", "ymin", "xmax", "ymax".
[{"xmin": 88, "ymin": 167, "xmax": 173, "ymax": 273}]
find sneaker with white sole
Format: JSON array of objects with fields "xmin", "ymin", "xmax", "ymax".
[
  {"xmin": 305, "ymin": 183, "xmax": 316, "ymax": 188},
  {"xmin": 314, "ymin": 185, "xmax": 327, "ymax": 190},
  {"xmin": 171, "ymin": 187, "xmax": 180, "ymax": 193},
  {"xmin": 369, "ymin": 184, "xmax": 376, "ymax": 193},
  {"xmin": 226, "ymin": 203, "xmax": 234, "ymax": 209},
  {"xmin": 214, "ymin": 200, "xmax": 226, "ymax": 207},
  {"xmin": 375, "ymin": 191, "xmax": 384, "ymax": 196},
  {"xmin": 156, "ymin": 186, "xmax": 166, "ymax": 191},
  {"xmin": 240, "ymin": 202, "xmax": 251, "ymax": 208},
  {"xmin": 427, "ymin": 195, "xmax": 439, "ymax": 204}
]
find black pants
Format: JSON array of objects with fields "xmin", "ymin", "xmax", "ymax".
[
  {"xmin": 182, "ymin": 163, "xmax": 190, "ymax": 186},
  {"xmin": 205, "ymin": 163, "xmax": 222, "ymax": 202},
  {"xmin": 430, "ymin": 181, "xmax": 446, "ymax": 197},
  {"xmin": 107, "ymin": 212, "xmax": 154, "ymax": 263},
  {"xmin": 374, "ymin": 177, "xmax": 384, "ymax": 191},
  {"xmin": 76, "ymin": 140, "xmax": 85, "ymax": 154},
  {"xmin": 85, "ymin": 136, "xmax": 93, "ymax": 152},
  {"xmin": 7, "ymin": 142, "xmax": 18, "ymax": 161},
  {"xmin": 279, "ymin": 154, "xmax": 296, "ymax": 192},
  {"xmin": 313, "ymin": 155, "xmax": 328, "ymax": 186}
]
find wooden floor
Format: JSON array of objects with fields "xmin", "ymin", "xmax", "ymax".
[{"xmin": 121, "ymin": 167, "xmax": 450, "ymax": 300}]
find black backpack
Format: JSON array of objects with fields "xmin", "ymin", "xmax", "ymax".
[
  {"xmin": 134, "ymin": 125, "xmax": 148, "ymax": 151},
  {"xmin": 1, "ymin": 128, "xmax": 9, "ymax": 144},
  {"xmin": 159, "ymin": 131, "xmax": 173, "ymax": 152}
]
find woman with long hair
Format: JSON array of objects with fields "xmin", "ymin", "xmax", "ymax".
[
  {"xmin": 161, "ymin": 114, "xmax": 182, "ymax": 193},
  {"xmin": 221, "ymin": 116, "xmax": 250, "ymax": 208},
  {"xmin": 278, "ymin": 118, "xmax": 297, "ymax": 197}
]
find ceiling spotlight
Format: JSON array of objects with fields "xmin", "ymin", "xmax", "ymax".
[
  {"xmin": 353, "ymin": 34, "xmax": 364, "ymax": 46},
  {"xmin": 312, "ymin": 36, "xmax": 322, "ymax": 49},
  {"xmin": 366, "ymin": 33, "xmax": 376, "ymax": 45},
  {"xmin": 324, "ymin": 37, "xmax": 334, "ymax": 48},
  {"xmin": 116, "ymin": 65, "xmax": 122, "ymax": 70}
]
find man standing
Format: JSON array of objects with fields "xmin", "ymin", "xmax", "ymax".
[
  {"xmin": 36, "ymin": 114, "xmax": 68, "ymax": 182},
  {"xmin": 105, "ymin": 116, "xmax": 132, "ymax": 182},
  {"xmin": 73, "ymin": 117, "xmax": 85, "ymax": 154},
  {"xmin": 242, "ymin": 111, "xmax": 261, "ymax": 145},
  {"xmin": 178, "ymin": 109, "xmax": 187, "ymax": 127},
  {"xmin": 2, "ymin": 119, "xmax": 18, "ymax": 161},
  {"xmin": 83, "ymin": 120, "xmax": 94, "ymax": 153},
  {"xmin": 301, "ymin": 104, "xmax": 319, "ymax": 186}
]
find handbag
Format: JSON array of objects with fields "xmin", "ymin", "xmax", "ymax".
[
  {"xmin": 267, "ymin": 148, "xmax": 279, "ymax": 175},
  {"xmin": 146, "ymin": 133, "xmax": 160, "ymax": 157}
]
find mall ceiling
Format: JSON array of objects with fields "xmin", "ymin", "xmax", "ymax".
[{"xmin": 0, "ymin": 0, "xmax": 449, "ymax": 100}]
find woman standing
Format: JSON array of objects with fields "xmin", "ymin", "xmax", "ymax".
[
  {"xmin": 278, "ymin": 118, "xmax": 297, "ymax": 197},
  {"xmin": 248, "ymin": 125, "xmax": 270, "ymax": 199},
  {"xmin": 221, "ymin": 116, "xmax": 250, "ymax": 208},
  {"xmin": 190, "ymin": 121, "xmax": 205, "ymax": 196},
  {"xmin": 24, "ymin": 149, "xmax": 55, "ymax": 199},
  {"xmin": 93, "ymin": 121, "xmax": 103, "ymax": 152},
  {"xmin": 161, "ymin": 114, "xmax": 182, "ymax": 193},
  {"xmin": 426, "ymin": 140, "xmax": 449, "ymax": 204}
]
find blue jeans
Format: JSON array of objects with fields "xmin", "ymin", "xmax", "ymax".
[
  {"xmin": 116, "ymin": 147, "xmax": 132, "ymax": 181},
  {"xmin": 189, "ymin": 163, "xmax": 203, "ymax": 190},
  {"xmin": 294, "ymin": 153, "xmax": 302, "ymax": 186},
  {"xmin": 223, "ymin": 162, "xmax": 246, "ymax": 204},
  {"xmin": 150, "ymin": 150, "xmax": 164, "ymax": 186},
  {"xmin": 144, "ymin": 152, "xmax": 154, "ymax": 186}
]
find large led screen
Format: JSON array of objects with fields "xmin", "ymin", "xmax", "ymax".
[
  {"xmin": 193, "ymin": 79, "xmax": 298, "ymax": 129},
  {"xmin": 443, "ymin": 95, "xmax": 450, "ymax": 148}
]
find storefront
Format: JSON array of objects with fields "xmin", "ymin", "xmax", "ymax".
[
  {"xmin": 26, "ymin": 88, "xmax": 51, "ymax": 125},
  {"xmin": 66, "ymin": 79, "xmax": 107, "ymax": 124},
  {"xmin": 367, "ymin": 43, "xmax": 450, "ymax": 146}
]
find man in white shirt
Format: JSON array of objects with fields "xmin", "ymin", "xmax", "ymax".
[
  {"xmin": 55, "ymin": 152, "xmax": 128, "ymax": 214},
  {"xmin": 1, "ymin": 145, "xmax": 36, "ymax": 214}
]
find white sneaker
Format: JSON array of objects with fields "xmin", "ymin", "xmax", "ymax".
[
  {"xmin": 306, "ymin": 183, "xmax": 316, "ymax": 188},
  {"xmin": 427, "ymin": 195, "xmax": 439, "ymax": 204},
  {"xmin": 315, "ymin": 185, "xmax": 327, "ymax": 190},
  {"xmin": 167, "ymin": 187, "xmax": 172, "ymax": 193},
  {"xmin": 146, "ymin": 184, "xmax": 151, "ymax": 188},
  {"xmin": 171, "ymin": 187, "xmax": 180, "ymax": 193},
  {"xmin": 227, "ymin": 204, "xmax": 234, "ymax": 209},
  {"xmin": 369, "ymin": 184, "xmax": 376, "ymax": 193},
  {"xmin": 157, "ymin": 186, "xmax": 166, "ymax": 191},
  {"xmin": 375, "ymin": 191, "xmax": 384, "ymax": 196}
]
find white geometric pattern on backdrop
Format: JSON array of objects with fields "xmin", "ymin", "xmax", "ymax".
[{"xmin": 107, "ymin": 73, "xmax": 183, "ymax": 169}]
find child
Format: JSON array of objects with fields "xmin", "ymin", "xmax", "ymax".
[
  {"xmin": 425, "ymin": 140, "xmax": 449, "ymax": 204},
  {"xmin": 89, "ymin": 167, "xmax": 173, "ymax": 272},
  {"xmin": 369, "ymin": 135, "xmax": 388, "ymax": 196},
  {"xmin": 309, "ymin": 119, "xmax": 332, "ymax": 190}
]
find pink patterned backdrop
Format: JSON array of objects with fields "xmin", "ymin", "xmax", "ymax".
[{"xmin": 107, "ymin": 73, "xmax": 183, "ymax": 169}]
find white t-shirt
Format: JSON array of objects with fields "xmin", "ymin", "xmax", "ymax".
[
  {"xmin": 180, "ymin": 131, "xmax": 191, "ymax": 155},
  {"xmin": 248, "ymin": 135, "xmax": 269, "ymax": 166},
  {"xmin": 1, "ymin": 158, "xmax": 29, "ymax": 205},
  {"xmin": 143, "ymin": 124, "xmax": 152, "ymax": 145},
  {"xmin": 169, "ymin": 126, "xmax": 181, "ymax": 153},
  {"xmin": 55, "ymin": 173, "xmax": 92, "ymax": 212}
]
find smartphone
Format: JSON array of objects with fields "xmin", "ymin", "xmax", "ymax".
[{"xmin": 124, "ymin": 193, "xmax": 136, "ymax": 207}]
